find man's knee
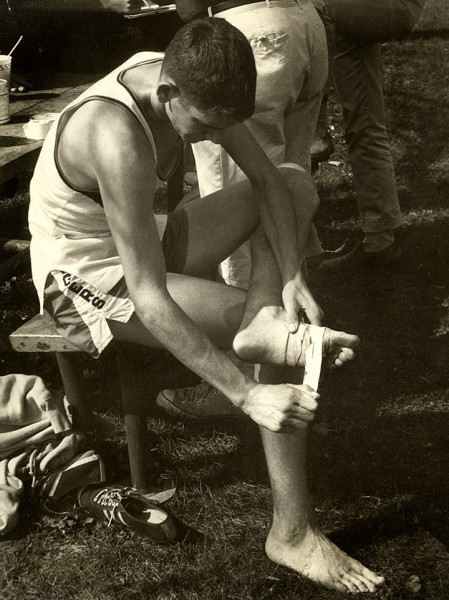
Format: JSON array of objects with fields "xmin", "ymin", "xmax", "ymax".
[{"xmin": 279, "ymin": 164, "xmax": 320, "ymax": 213}]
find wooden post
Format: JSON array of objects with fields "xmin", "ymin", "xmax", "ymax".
[{"xmin": 116, "ymin": 346, "xmax": 156, "ymax": 492}]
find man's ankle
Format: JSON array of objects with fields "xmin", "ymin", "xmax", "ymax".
[{"xmin": 269, "ymin": 518, "xmax": 311, "ymax": 545}]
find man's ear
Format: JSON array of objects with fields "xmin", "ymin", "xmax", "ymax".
[{"xmin": 156, "ymin": 81, "xmax": 179, "ymax": 104}]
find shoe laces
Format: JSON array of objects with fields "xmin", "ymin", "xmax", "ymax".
[
  {"xmin": 92, "ymin": 486, "xmax": 156, "ymax": 527},
  {"xmin": 92, "ymin": 486, "xmax": 133, "ymax": 526},
  {"xmin": 179, "ymin": 381, "xmax": 220, "ymax": 405},
  {"xmin": 27, "ymin": 446, "xmax": 51, "ymax": 493},
  {"xmin": 29, "ymin": 449, "xmax": 40, "ymax": 491}
]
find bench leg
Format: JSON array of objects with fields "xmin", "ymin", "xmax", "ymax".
[
  {"xmin": 56, "ymin": 352, "xmax": 92, "ymax": 431},
  {"xmin": 116, "ymin": 348, "xmax": 157, "ymax": 492}
]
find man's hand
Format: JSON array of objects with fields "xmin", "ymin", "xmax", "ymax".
[
  {"xmin": 100, "ymin": 0, "xmax": 145, "ymax": 13},
  {"xmin": 242, "ymin": 382, "xmax": 319, "ymax": 432},
  {"xmin": 282, "ymin": 271, "xmax": 324, "ymax": 331}
]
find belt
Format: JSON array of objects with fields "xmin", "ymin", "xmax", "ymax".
[{"xmin": 208, "ymin": 0, "xmax": 275, "ymax": 16}]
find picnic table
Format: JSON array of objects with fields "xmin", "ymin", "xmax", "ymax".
[{"xmin": 0, "ymin": 2, "xmax": 181, "ymax": 188}]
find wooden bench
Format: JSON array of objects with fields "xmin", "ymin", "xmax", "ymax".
[{"xmin": 9, "ymin": 311, "xmax": 159, "ymax": 494}]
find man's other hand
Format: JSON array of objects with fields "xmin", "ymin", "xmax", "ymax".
[
  {"xmin": 282, "ymin": 272, "xmax": 323, "ymax": 331},
  {"xmin": 242, "ymin": 383, "xmax": 319, "ymax": 432}
]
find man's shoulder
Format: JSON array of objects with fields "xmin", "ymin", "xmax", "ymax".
[
  {"xmin": 69, "ymin": 98, "xmax": 130, "ymax": 123},
  {"xmin": 119, "ymin": 51, "xmax": 164, "ymax": 71},
  {"xmin": 62, "ymin": 100, "xmax": 145, "ymax": 160}
]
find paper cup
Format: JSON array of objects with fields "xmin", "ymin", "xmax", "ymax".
[{"xmin": 0, "ymin": 55, "xmax": 12, "ymax": 88}]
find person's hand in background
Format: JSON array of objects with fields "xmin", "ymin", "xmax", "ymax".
[{"xmin": 99, "ymin": 0, "xmax": 150, "ymax": 13}]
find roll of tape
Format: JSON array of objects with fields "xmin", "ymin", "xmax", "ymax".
[
  {"xmin": 23, "ymin": 112, "xmax": 58, "ymax": 140},
  {"xmin": 23, "ymin": 120, "xmax": 52, "ymax": 140}
]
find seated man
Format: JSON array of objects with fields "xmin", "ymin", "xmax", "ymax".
[{"xmin": 28, "ymin": 18, "xmax": 383, "ymax": 593}]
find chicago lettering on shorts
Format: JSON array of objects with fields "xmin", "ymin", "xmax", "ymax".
[{"xmin": 62, "ymin": 272, "xmax": 106, "ymax": 310}]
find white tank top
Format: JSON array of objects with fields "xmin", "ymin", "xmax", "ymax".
[{"xmin": 29, "ymin": 52, "xmax": 168, "ymax": 311}]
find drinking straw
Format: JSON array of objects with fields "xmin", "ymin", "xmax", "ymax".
[{"xmin": 8, "ymin": 35, "xmax": 23, "ymax": 56}]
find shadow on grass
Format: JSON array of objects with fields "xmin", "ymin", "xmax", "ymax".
[{"xmin": 330, "ymin": 481, "xmax": 449, "ymax": 553}]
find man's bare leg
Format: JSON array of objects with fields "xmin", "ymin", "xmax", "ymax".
[
  {"xmin": 261, "ymin": 424, "xmax": 384, "ymax": 593},
  {"xmin": 108, "ymin": 176, "xmax": 383, "ymax": 589},
  {"xmin": 237, "ymin": 229, "xmax": 384, "ymax": 593}
]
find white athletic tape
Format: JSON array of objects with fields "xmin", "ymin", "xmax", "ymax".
[{"xmin": 302, "ymin": 325, "xmax": 325, "ymax": 392}]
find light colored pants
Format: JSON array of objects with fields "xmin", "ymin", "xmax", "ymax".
[
  {"xmin": 193, "ymin": 0, "xmax": 327, "ymax": 288},
  {"xmin": 313, "ymin": 0, "xmax": 426, "ymax": 234}
]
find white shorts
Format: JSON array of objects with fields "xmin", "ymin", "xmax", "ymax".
[{"xmin": 43, "ymin": 209, "xmax": 190, "ymax": 357}]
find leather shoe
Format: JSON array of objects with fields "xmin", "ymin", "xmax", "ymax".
[{"xmin": 318, "ymin": 241, "xmax": 401, "ymax": 275}]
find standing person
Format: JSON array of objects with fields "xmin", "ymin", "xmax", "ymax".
[
  {"xmin": 175, "ymin": 0, "xmax": 328, "ymax": 289},
  {"xmin": 311, "ymin": 0, "xmax": 427, "ymax": 273},
  {"xmin": 29, "ymin": 18, "xmax": 384, "ymax": 594}
]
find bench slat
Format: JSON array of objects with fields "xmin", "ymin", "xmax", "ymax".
[{"xmin": 9, "ymin": 312, "xmax": 79, "ymax": 353}]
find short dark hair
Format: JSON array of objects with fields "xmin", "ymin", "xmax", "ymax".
[{"xmin": 162, "ymin": 18, "xmax": 256, "ymax": 122}]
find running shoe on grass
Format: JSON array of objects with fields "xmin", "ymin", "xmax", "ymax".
[
  {"xmin": 156, "ymin": 381, "xmax": 247, "ymax": 421},
  {"xmin": 77, "ymin": 485, "xmax": 177, "ymax": 542}
]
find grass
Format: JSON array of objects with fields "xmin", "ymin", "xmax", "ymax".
[{"xmin": 1, "ymin": 2, "xmax": 449, "ymax": 598}]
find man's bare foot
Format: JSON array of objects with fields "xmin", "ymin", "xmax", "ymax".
[
  {"xmin": 266, "ymin": 523, "xmax": 384, "ymax": 593},
  {"xmin": 233, "ymin": 307, "xmax": 359, "ymax": 368}
]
